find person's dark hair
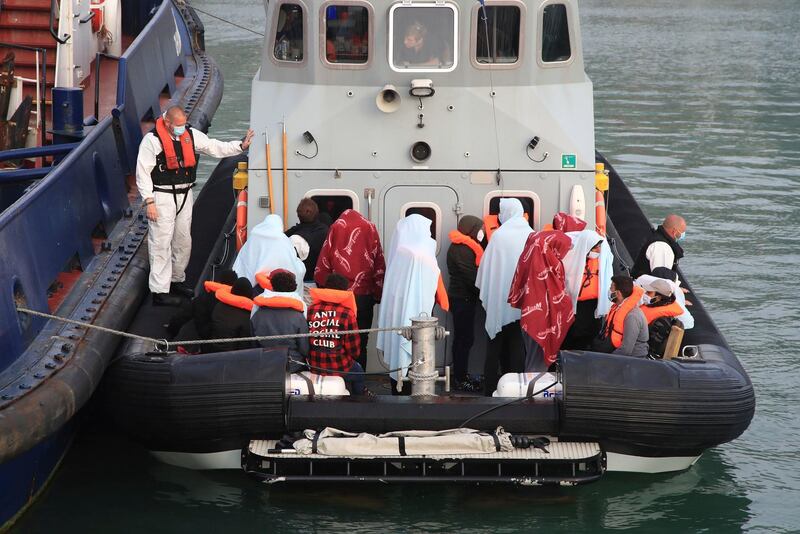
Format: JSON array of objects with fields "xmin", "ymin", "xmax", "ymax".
[
  {"xmin": 271, "ymin": 271, "xmax": 297, "ymax": 293},
  {"xmin": 231, "ymin": 277, "xmax": 253, "ymax": 298},
  {"xmin": 611, "ymin": 275, "xmax": 634, "ymax": 298},
  {"xmin": 325, "ymin": 273, "xmax": 349, "ymax": 291},
  {"xmin": 217, "ymin": 269, "xmax": 238, "ymax": 286},
  {"xmin": 297, "ymin": 198, "xmax": 319, "ymax": 224},
  {"xmin": 651, "ymin": 266, "xmax": 678, "ymax": 283}
]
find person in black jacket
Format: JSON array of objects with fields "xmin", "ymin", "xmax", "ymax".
[
  {"xmin": 631, "ymin": 214, "xmax": 686, "ymax": 277},
  {"xmin": 168, "ymin": 268, "xmax": 237, "ymax": 341},
  {"xmin": 446, "ymin": 215, "xmax": 485, "ymax": 391},
  {"xmin": 207, "ymin": 277, "xmax": 258, "ymax": 353},
  {"xmin": 285, "ymin": 198, "xmax": 329, "ymax": 281}
]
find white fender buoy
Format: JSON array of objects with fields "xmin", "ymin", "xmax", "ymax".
[{"xmin": 569, "ymin": 184, "xmax": 586, "ymax": 221}]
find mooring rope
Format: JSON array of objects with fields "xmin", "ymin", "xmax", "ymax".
[{"xmin": 15, "ymin": 306, "xmax": 443, "ymax": 353}]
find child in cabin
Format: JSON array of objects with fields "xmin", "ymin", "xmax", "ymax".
[
  {"xmin": 306, "ymin": 273, "xmax": 365, "ymax": 395},
  {"xmin": 251, "ymin": 271, "xmax": 309, "ymax": 360},
  {"xmin": 207, "ymin": 277, "xmax": 257, "ymax": 353}
]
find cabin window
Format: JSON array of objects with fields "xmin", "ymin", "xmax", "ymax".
[
  {"xmin": 322, "ymin": 3, "xmax": 371, "ymax": 65},
  {"xmin": 484, "ymin": 191, "xmax": 540, "ymax": 230},
  {"xmin": 389, "ymin": 3, "xmax": 458, "ymax": 73},
  {"xmin": 541, "ymin": 3, "xmax": 571, "ymax": 63},
  {"xmin": 305, "ymin": 189, "xmax": 359, "ymax": 223},
  {"xmin": 474, "ymin": 4, "xmax": 522, "ymax": 66},
  {"xmin": 401, "ymin": 202, "xmax": 442, "ymax": 252},
  {"xmin": 273, "ymin": 3, "xmax": 305, "ymax": 62}
]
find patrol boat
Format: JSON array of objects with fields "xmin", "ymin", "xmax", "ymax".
[
  {"xmin": 0, "ymin": 0, "xmax": 224, "ymax": 528},
  {"xmin": 106, "ymin": 0, "xmax": 755, "ymax": 484}
]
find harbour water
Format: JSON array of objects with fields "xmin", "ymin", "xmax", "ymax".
[{"xmin": 11, "ymin": 0, "xmax": 800, "ymax": 531}]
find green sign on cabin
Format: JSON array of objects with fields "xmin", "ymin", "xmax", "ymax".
[{"xmin": 561, "ymin": 154, "xmax": 577, "ymax": 169}]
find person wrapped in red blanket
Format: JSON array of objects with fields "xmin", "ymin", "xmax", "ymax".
[{"xmin": 508, "ymin": 230, "xmax": 575, "ymax": 371}]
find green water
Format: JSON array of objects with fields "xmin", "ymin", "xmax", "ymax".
[{"xmin": 13, "ymin": 0, "xmax": 800, "ymax": 531}]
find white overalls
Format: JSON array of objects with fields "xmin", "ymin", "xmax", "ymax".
[{"xmin": 135, "ymin": 128, "xmax": 243, "ymax": 294}]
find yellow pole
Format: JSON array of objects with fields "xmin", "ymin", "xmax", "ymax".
[
  {"xmin": 265, "ymin": 130, "xmax": 275, "ymax": 214},
  {"xmin": 282, "ymin": 118, "xmax": 288, "ymax": 230}
]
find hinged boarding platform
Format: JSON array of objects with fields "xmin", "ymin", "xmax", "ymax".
[{"xmin": 244, "ymin": 439, "xmax": 605, "ymax": 486}]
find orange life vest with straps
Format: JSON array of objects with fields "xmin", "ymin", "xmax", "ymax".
[
  {"xmin": 253, "ymin": 294, "xmax": 305, "ymax": 313},
  {"xmin": 204, "ymin": 281, "xmax": 231, "ymax": 293},
  {"xmin": 309, "ymin": 287, "xmax": 358, "ymax": 315},
  {"xmin": 448, "ymin": 229, "xmax": 483, "ymax": 265},
  {"xmin": 578, "ymin": 257, "xmax": 599, "ymax": 301},
  {"xmin": 154, "ymin": 117, "xmax": 196, "ymax": 170},
  {"xmin": 601, "ymin": 286, "xmax": 644, "ymax": 348},
  {"xmin": 215, "ymin": 287, "xmax": 254, "ymax": 312},
  {"xmin": 640, "ymin": 300, "xmax": 683, "ymax": 325}
]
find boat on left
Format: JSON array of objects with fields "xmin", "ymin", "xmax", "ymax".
[{"xmin": 0, "ymin": 0, "xmax": 223, "ymax": 528}]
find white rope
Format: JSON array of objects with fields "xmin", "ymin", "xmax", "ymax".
[{"xmin": 16, "ymin": 307, "xmax": 428, "ymax": 352}]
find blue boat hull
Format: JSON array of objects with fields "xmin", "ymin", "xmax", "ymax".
[
  {"xmin": 0, "ymin": 424, "xmax": 73, "ymax": 529},
  {"xmin": 0, "ymin": 0, "xmax": 223, "ymax": 529}
]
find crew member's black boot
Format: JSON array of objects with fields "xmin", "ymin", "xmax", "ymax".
[
  {"xmin": 170, "ymin": 282, "xmax": 195, "ymax": 299},
  {"xmin": 152, "ymin": 292, "xmax": 182, "ymax": 307}
]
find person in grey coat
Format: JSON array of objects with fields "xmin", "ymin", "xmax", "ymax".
[{"xmin": 251, "ymin": 270, "xmax": 309, "ymax": 359}]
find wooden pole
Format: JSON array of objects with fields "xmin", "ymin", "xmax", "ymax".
[
  {"xmin": 265, "ymin": 130, "xmax": 275, "ymax": 214},
  {"xmin": 281, "ymin": 118, "xmax": 288, "ymax": 230}
]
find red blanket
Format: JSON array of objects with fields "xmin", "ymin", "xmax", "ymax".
[
  {"xmin": 508, "ymin": 231, "xmax": 575, "ymax": 366},
  {"xmin": 315, "ymin": 209, "xmax": 385, "ymax": 301}
]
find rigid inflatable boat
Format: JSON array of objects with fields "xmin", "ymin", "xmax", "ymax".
[{"xmin": 104, "ymin": 0, "xmax": 754, "ymax": 484}]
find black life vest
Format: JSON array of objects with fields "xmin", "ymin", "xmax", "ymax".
[
  {"xmin": 149, "ymin": 126, "xmax": 198, "ymax": 189},
  {"xmin": 631, "ymin": 225, "xmax": 684, "ymax": 277}
]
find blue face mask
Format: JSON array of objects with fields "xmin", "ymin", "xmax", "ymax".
[
  {"xmin": 677, "ymin": 231, "xmax": 686, "ymax": 242},
  {"xmin": 172, "ymin": 125, "xmax": 186, "ymax": 136},
  {"xmin": 608, "ymin": 290, "xmax": 617, "ymax": 303}
]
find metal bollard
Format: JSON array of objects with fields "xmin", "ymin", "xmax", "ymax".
[{"xmin": 405, "ymin": 314, "xmax": 449, "ymax": 396}]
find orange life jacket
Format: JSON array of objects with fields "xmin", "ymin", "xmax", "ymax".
[
  {"xmin": 640, "ymin": 300, "xmax": 683, "ymax": 325},
  {"xmin": 578, "ymin": 258, "xmax": 599, "ymax": 301},
  {"xmin": 215, "ymin": 287, "xmax": 254, "ymax": 312},
  {"xmin": 204, "ymin": 281, "xmax": 231, "ymax": 293},
  {"xmin": 602, "ymin": 286, "xmax": 644, "ymax": 348},
  {"xmin": 484, "ymin": 212, "xmax": 530, "ymax": 241},
  {"xmin": 309, "ymin": 287, "xmax": 358, "ymax": 315},
  {"xmin": 155, "ymin": 117, "xmax": 196, "ymax": 170},
  {"xmin": 253, "ymin": 294, "xmax": 305, "ymax": 313},
  {"xmin": 436, "ymin": 274, "xmax": 450, "ymax": 311},
  {"xmin": 448, "ymin": 230, "xmax": 483, "ymax": 266},
  {"xmin": 255, "ymin": 271, "xmax": 272, "ymax": 290}
]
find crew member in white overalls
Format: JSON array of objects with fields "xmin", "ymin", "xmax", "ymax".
[{"xmin": 136, "ymin": 105, "xmax": 254, "ymax": 306}]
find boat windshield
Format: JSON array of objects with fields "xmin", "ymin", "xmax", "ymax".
[{"xmin": 390, "ymin": 4, "xmax": 457, "ymax": 72}]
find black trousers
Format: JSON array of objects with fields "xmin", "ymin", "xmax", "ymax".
[
  {"xmin": 354, "ymin": 294, "xmax": 375, "ymax": 369},
  {"xmin": 562, "ymin": 299, "xmax": 601, "ymax": 350},
  {"xmin": 450, "ymin": 297, "xmax": 477, "ymax": 381},
  {"xmin": 483, "ymin": 320, "xmax": 525, "ymax": 396}
]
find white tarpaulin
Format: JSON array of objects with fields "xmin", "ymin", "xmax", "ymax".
[{"xmin": 293, "ymin": 427, "xmax": 514, "ymax": 457}]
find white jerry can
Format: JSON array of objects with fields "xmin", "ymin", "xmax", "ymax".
[
  {"xmin": 492, "ymin": 372, "xmax": 563, "ymax": 399},
  {"xmin": 287, "ymin": 371, "xmax": 350, "ymax": 396}
]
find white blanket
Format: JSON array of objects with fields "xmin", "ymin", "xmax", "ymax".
[{"xmin": 293, "ymin": 427, "xmax": 514, "ymax": 456}]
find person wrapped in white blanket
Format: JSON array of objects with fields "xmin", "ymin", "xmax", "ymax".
[
  {"xmin": 560, "ymin": 229, "xmax": 614, "ymax": 350},
  {"xmin": 475, "ymin": 199, "xmax": 532, "ymax": 396}
]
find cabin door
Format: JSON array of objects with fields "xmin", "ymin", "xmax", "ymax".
[{"xmin": 381, "ymin": 185, "xmax": 459, "ymax": 372}]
